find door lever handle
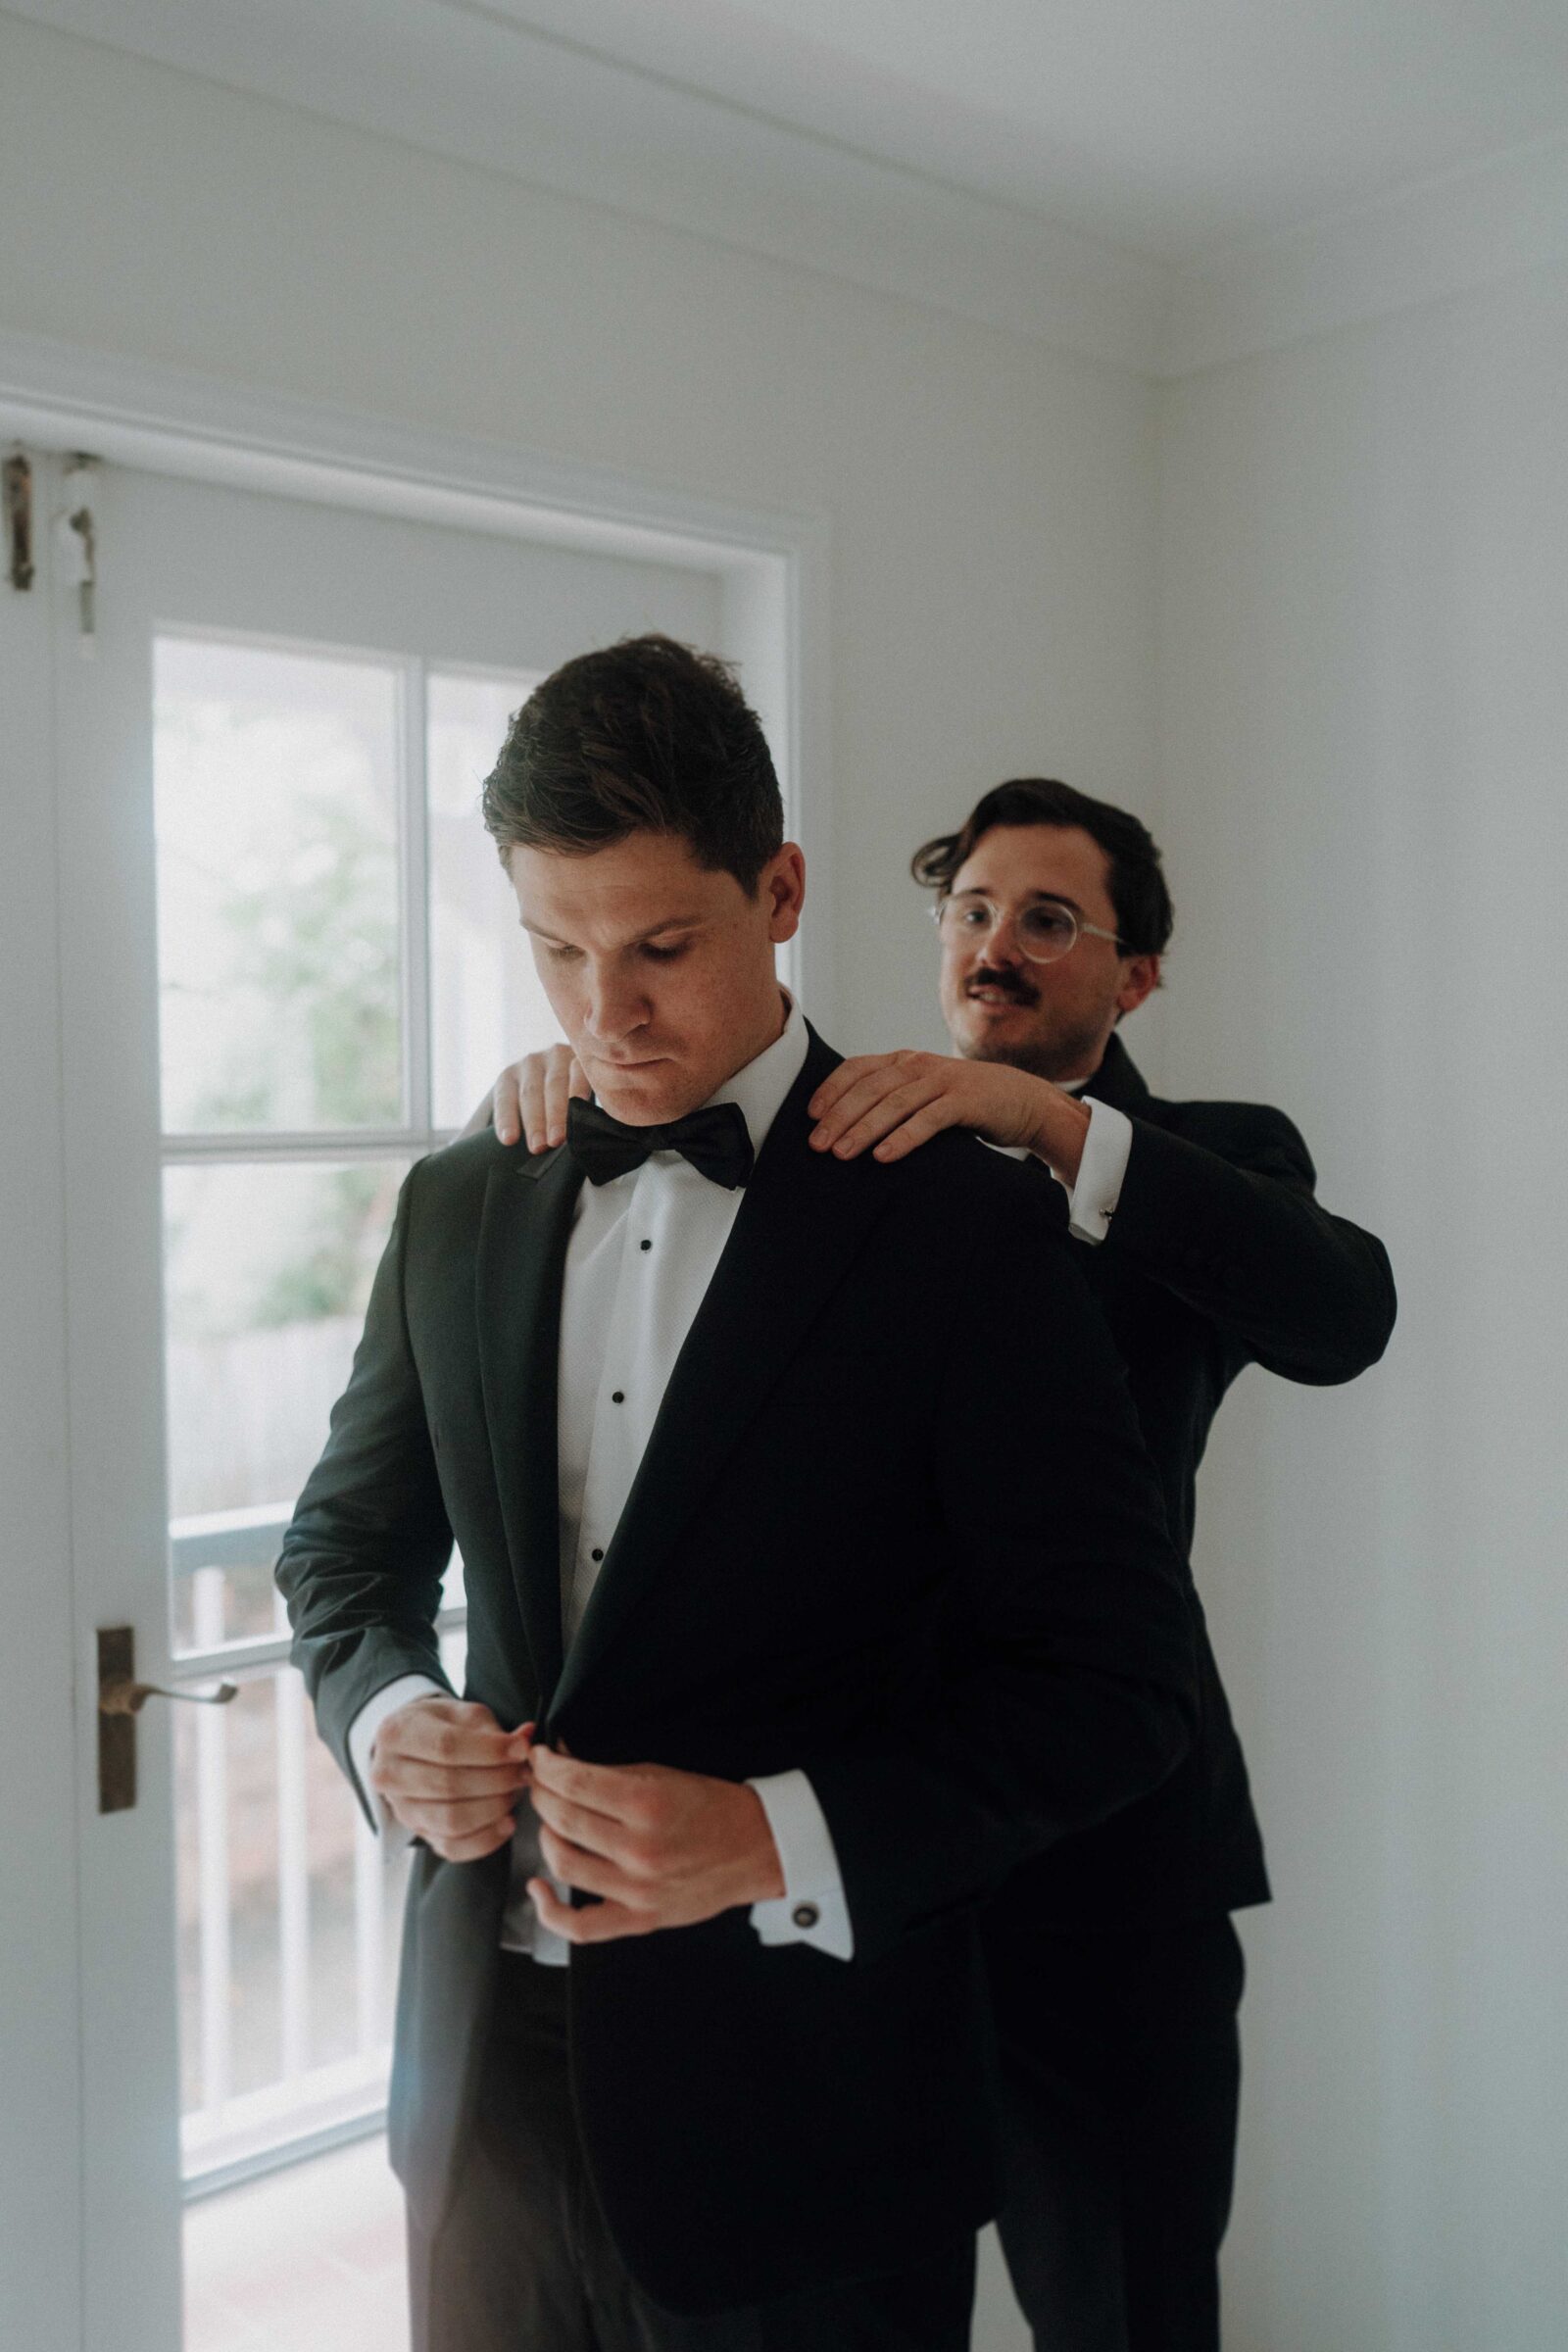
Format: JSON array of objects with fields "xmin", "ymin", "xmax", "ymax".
[
  {"xmin": 96, "ymin": 1625, "xmax": 237, "ymax": 1814},
  {"xmin": 100, "ymin": 1674, "xmax": 238, "ymax": 1716}
]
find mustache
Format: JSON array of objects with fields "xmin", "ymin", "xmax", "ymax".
[{"xmin": 966, "ymin": 964, "xmax": 1038, "ymax": 1005}]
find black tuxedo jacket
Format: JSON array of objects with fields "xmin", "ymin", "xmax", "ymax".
[
  {"xmin": 278, "ymin": 1027, "xmax": 1197, "ymax": 2313},
  {"xmin": 996, "ymin": 1032, "xmax": 1397, "ymax": 1933}
]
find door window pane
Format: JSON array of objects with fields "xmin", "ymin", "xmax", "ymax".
[
  {"xmin": 163, "ymin": 1159, "xmax": 410, "ymax": 1652},
  {"xmin": 173, "ymin": 1656, "xmax": 412, "ymax": 2172},
  {"xmin": 155, "ymin": 638, "xmax": 403, "ymax": 1135},
  {"xmin": 427, "ymin": 669, "xmax": 564, "ymax": 1132}
]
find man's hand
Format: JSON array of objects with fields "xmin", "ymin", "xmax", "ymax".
[
  {"xmin": 525, "ymin": 1745, "xmax": 786, "ymax": 1944},
  {"xmin": 459, "ymin": 1044, "xmax": 590, "ymax": 1151},
  {"xmin": 808, "ymin": 1051, "xmax": 1092, "ymax": 1183},
  {"xmin": 368, "ymin": 1696, "xmax": 531, "ymax": 1862}
]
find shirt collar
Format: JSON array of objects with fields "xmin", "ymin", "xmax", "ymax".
[{"xmin": 703, "ymin": 988, "xmax": 808, "ymax": 1157}]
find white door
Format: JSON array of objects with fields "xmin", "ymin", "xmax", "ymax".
[{"xmin": 26, "ymin": 454, "xmax": 744, "ymax": 2352}]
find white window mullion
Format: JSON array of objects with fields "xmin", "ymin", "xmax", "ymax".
[
  {"xmin": 274, "ymin": 1667, "xmax": 311, "ymax": 2086},
  {"xmin": 400, "ymin": 659, "xmax": 434, "ymax": 1143}
]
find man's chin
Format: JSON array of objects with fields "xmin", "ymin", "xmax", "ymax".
[
  {"xmin": 952, "ymin": 1003, "xmax": 1038, "ymax": 1058},
  {"xmin": 588, "ymin": 1061, "xmax": 696, "ymax": 1125},
  {"xmin": 952, "ymin": 1013, "xmax": 1092, "ymax": 1085}
]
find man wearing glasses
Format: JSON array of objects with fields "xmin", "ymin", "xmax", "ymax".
[{"xmin": 476, "ymin": 776, "xmax": 1396, "ymax": 2352}]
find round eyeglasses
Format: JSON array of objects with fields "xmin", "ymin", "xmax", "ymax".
[{"xmin": 932, "ymin": 893, "xmax": 1124, "ymax": 964}]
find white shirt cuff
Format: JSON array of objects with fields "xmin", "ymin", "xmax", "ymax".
[
  {"xmin": 1054, "ymin": 1097, "xmax": 1134, "ymax": 1244},
  {"xmin": 347, "ymin": 1673, "xmax": 447, "ymax": 1836},
  {"xmin": 746, "ymin": 1770, "xmax": 855, "ymax": 1960}
]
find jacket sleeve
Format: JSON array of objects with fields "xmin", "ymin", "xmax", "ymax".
[
  {"xmin": 1104, "ymin": 1105, "xmax": 1396, "ymax": 1384},
  {"xmin": 807, "ymin": 1178, "xmax": 1200, "ymax": 1964},
  {"xmin": 274, "ymin": 1162, "xmax": 456, "ymax": 1814}
]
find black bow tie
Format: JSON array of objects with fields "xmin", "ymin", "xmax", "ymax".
[{"xmin": 565, "ymin": 1097, "xmax": 755, "ymax": 1190}]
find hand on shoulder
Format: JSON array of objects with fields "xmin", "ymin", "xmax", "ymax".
[
  {"xmin": 457, "ymin": 1042, "xmax": 590, "ymax": 1152},
  {"xmin": 807, "ymin": 1050, "xmax": 1079, "ymax": 1168}
]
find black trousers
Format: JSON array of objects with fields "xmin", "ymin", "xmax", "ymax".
[
  {"xmin": 984, "ymin": 1915, "xmax": 1246, "ymax": 2352},
  {"xmin": 409, "ymin": 1953, "xmax": 976, "ymax": 2352}
]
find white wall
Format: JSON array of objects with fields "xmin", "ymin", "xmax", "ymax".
[
  {"xmin": 0, "ymin": 19, "xmax": 1174, "ymax": 2351},
  {"xmin": 1157, "ymin": 267, "xmax": 1568, "ymax": 2349},
  {"xmin": 11, "ymin": 18, "xmax": 1561, "ymax": 2352},
  {"xmin": 0, "ymin": 12, "xmax": 1161, "ymax": 1064}
]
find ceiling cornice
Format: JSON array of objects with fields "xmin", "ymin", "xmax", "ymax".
[
  {"xmin": 1162, "ymin": 127, "xmax": 1568, "ymax": 377},
  {"xmin": 4, "ymin": 0, "xmax": 1171, "ymax": 372},
  {"xmin": 8, "ymin": 2, "xmax": 1568, "ymax": 381}
]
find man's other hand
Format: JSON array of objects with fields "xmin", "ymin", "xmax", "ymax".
[
  {"xmin": 368, "ymin": 1696, "xmax": 531, "ymax": 1862},
  {"xmin": 808, "ymin": 1051, "xmax": 1090, "ymax": 1179},
  {"xmin": 525, "ymin": 1747, "xmax": 786, "ymax": 1943},
  {"xmin": 458, "ymin": 1044, "xmax": 590, "ymax": 1151}
]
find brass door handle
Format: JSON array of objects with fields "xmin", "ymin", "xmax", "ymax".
[
  {"xmin": 97, "ymin": 1626, "xmax": 236, "ymax": 1814},
  {"xmin": 100, "ymin": 1675, "xmax": 237, "ymax": 1716}
]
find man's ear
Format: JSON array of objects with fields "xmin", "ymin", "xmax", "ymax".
[
  {"xmin": 1115, "ymin": 953, "xmax": 1160, "ymax": 1019},
  {"xmin": 764, "ymin": 845, "xmax": 807, "ymax": 945}
]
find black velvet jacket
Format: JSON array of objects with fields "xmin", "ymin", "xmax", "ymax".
[
  {"xmin": 277, "ymin": 1026, "xmax": 1198, "ymax": 2314},
  {"xmin": 995, "ymin": 1031, "xmax": 1397, "ymax": 1933}
]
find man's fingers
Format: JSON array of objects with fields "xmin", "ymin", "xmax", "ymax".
[
  {"xmin": 819, "ymin": 1075, "xmax": 950, "ymax": 1159},
  {"xmin": 430, "ymin": 1814, "xmax": 517, "ymax": 1863},
  {"xmin": 542, "ymin": 1046, "xmax": 588, "ymax": 1150},
  {"xmin": 542, "ymin": 1065, "xmax": 571, "ymax": 1151},
  {"xmin": 394, "ymin": 1803, "xmax": 516, "ymax": 1861},
  {"xmin": 517, "ymin": 1060, "xmax": 550, "ymax": 1154},
  {"xmin": 381, "ymin": 1700, "xmax": 516, "ymax": 1769},
  {"xmin": 398, "ymin": 1790, "xmax": 521, "ymax": 1839},
  {"xmin": 536, "ymin": 1825, "xmax": 648, "ymax": 1900},
  {"xmin": 807, "ymin": 1054, "xmax": 905, "ymax": 1129},
  {"xmin": 530, "ymin": 1781, "xmax": 639, "ymax": 1866},
  {"xmin": 527, "ymin": 1880, "xmax": 652, "ymax": 1944},
  {"xmin": 836, "ymin": 1084, "xmax": 960, "ymax": 1160},
  {"xmin": 809, "ymin": 1060, "xmax": 934, "ymax": 1152},
  {"xmin": 493, "ymin": 1067, "xmax": 522, "ymax": 1148},
  {"xmin": 870, "ymin": 1102, "xmax": 956, "ymax": 1162},
  {"xmin": 376, "ymin": 1757, "xmax": 528, "ymax": 1802},
  {"xmin": 528, "ymin": 1745, "xmax": 652, "ymax": 1823}
]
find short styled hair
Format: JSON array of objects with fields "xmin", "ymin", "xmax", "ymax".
[
  {"xmin": 910, "ymin": 778, "xmax": 1174, "ymax": 958},
  {"xmin": 481, "ymin": 634, "xmax": 783, "ymax": 893}
]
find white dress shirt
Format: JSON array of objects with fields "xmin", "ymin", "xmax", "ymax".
[
  {"xmin": 990, "ymin": 1076, "xmax": 1133, "ymax": 1242},
  {"xmin": 349, "ymin": 993, "xmax": 854, "ymax": 1965}
]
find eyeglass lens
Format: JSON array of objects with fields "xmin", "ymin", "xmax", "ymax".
[{"xmin": 937, "ymin": 897, "xmax": 1079, "ymax": 963}]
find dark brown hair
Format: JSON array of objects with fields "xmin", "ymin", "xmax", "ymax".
[
  {"xmin": 911, "ymin": 778, "xmax": 1174, "ymax": 957},
  {"xmin": 481, "ymin": 634, "xmax": 783, "ymax": 892}
]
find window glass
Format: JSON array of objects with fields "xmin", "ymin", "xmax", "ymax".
[
  {"xmin": 155, "ymin": 638, "xmax": 403, "ymax": 1135},
  {"xmin": 427, "ymin": 669, "xmax": 564, "ymax": 1132},
  {"xmin": 163, "ymin": 1159, "xmax": 409, "ymax": 1650}
]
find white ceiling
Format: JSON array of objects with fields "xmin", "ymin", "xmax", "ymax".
[
  {"xmin": 469, "ymin": 0, "xmax": 1568, "ymax": 264},
  {"xmin": 11, "ymin": 0, "xmax": 1568, "ymax": 372}
]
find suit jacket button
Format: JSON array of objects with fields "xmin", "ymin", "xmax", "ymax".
[{"xmin": 792, "ymin": 1902, "xmax": 820, "ymax": 1930}]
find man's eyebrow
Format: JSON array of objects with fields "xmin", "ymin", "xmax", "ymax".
[
  {"xmin": 517, "ymin": 912, "xmax": 708, "ymax": 947},
  {"xmin": 956, "ymin": 883, "xmax": 1085, "ymax": 916}
]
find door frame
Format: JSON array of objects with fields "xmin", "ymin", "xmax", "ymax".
[
  {"xmin": 0, "ymin": 330, "xmax": 830, "ymax": 2352},
  {"xmin": 0, "ymin": 447, "xmax": 86, "ymax": 2351},
  {"xmin": 0, "ymin": 327, "xmax": 835, "ymax": 1015}
]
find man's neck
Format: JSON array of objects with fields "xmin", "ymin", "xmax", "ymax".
[{"xmin": 703, "ymin": 986, "xmax": 792, "ymax": 1102}]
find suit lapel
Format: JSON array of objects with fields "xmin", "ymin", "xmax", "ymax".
[
  {"xmin": 476, "ymin": 1141, "xmax": 584, "ymax": 1707},
  {"xmin": 550, "ymin": 1031, "xmax": 889, "ymax": 1718}
]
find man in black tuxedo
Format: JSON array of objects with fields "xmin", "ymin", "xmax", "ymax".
[
  {"xmin": 482, "ymin": 776, "xmax": 1396, "ymax": 2351},
  {"xmin": 277, "ymin": 646, "xmax": 1199, "ymax": 2352}
]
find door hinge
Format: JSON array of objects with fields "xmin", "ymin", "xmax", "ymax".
[
  {"xmin": 56, "ymin": 454, "xmax": 100, "ymax": 652},
  {"xmin": 3, "ymin": 447, "xmax": 32, "ymax": 590}
]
